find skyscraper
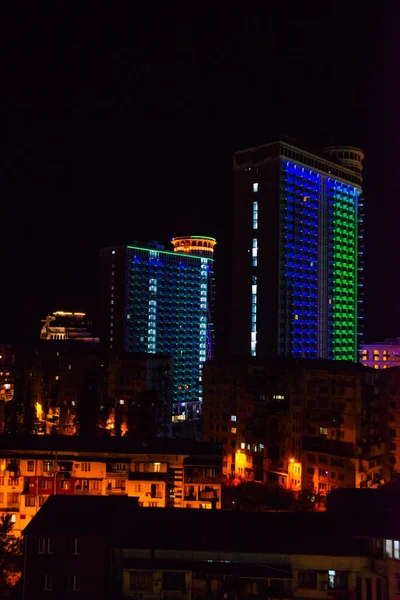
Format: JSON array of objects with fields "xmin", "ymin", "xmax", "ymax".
[
  {"xmin": 100, "ymin": 237, "xmax": 216, "ymax": 421},
  {"xmin": 232, "ymin": 140, "xmax": 364, "ymax": 361}
]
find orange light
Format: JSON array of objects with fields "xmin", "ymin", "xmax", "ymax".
[{"xmin": 289, "ymin": 458, "xmax": 295, "ymax": 463}]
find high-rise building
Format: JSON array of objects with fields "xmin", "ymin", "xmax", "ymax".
[
  {"xmin": 100, "ymin": 237, "xmax": 216, "ymax": 421},
  {"xmin": 232, "ymin": 140, "xmax": 364, "ymax": 361}
]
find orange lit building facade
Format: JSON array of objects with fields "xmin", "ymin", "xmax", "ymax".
[
  {"xmin": 202, "ymin": 357, "xmax": 389, "ymax": 499},
  {"xmin": 0, "ymin": 439, "xmax": 222, "ymax": 535},
  {"xmin": 360, "ymin": 339, "xmax": 400, "ymax": 369}
]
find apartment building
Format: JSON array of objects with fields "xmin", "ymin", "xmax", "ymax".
[
  {"xmin": 0, "ymin": 437, "xmax": 222, "ymax": 534},
  {"xmin": 202, "ymin": 357, "xmax": 386, "ymax": 496},
  {"xmin": 22, "ymin": 489, "xmax": 400, "ymax": 599}
]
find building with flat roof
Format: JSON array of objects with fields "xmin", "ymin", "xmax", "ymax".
[
  {"xmin": 40, "ymin": 311, "xmax": 98, "ymax": 343},
  {"xmin": 100, "ymin": 237, "xmax": 216, "ymax": 423},
  {"xmin": 232, "ymin": 140, "xmax": 364, "ymax": 362},
  {"xmin": 360, "ymin": 338, "xmax": 400, "ymax": 369},
  {"xmin": 21, "ymin": 492, "xmax": 400, "ymax": 599}
]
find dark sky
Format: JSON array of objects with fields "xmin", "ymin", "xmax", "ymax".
[{"xmin": 0, "ymin": 4, "xmax": 398, "ymax": 347}]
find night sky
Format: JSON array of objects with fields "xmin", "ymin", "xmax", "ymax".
[{"xmin": 0, "ymin": 5, "xmax": 398, "ymax": 348}]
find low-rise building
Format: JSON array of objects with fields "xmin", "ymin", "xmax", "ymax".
[
  {"xmin": 360, "ymin": 338, "xmax": 400, "ymax": 369},
  {"xmin": 0, "ymin": 437, "xmax": 222, "ymax": 534},
  {"xmin": 21, "ymin": 489, "xmax": 400, "ymax": 599}
]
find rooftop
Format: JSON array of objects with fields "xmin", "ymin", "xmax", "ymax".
[{"xmin": 24, "ymin": 494, "xmax": 396, "ymax": 557}]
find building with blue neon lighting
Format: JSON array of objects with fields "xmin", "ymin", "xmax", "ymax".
[
  {"xmin": 232, "ymin": 140, "xmax": 364, "ymax": 362},
  {"xmin": 100, "ymin": 237, "xmax": 216, "ymax": 422}
]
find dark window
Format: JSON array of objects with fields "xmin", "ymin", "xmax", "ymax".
[
  {"xmin": 71, "ymin": 538, "xmax": 81, "ymax": 555},
  {"xmin": 366, "ymin": 577, "xmax": 372, "ymax": 600},
  {"xmin": 376, "ymin": 578, "xmax": 382, "ymax": 600},
  {"xmin": 38, "ymin": 537, "xmax": 54, "ymax": 554},
  {"xmin": 356, "ymin": 577, "xmax": 362, "ymax": 600},
  {"xmin": 27, "ymin": 461, "xmax": 34, "ymax": 472},
  {"xmin": 25, "ymin": 495, "xmax": 35, "ymax": 507},
  {"xmin": 298, "ymin": 571, "xmax": 317, "ymax": 589},
  {"xmin": 396, "ymin": 575, "xmax": 400, "ymax": 596},
  {"xmin": 129, "ymin": 571, "xmax": 153, "ymax": 592}
]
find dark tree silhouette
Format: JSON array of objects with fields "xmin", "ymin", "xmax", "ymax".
[
  {"xmin": 0, "ymin": 514, "xmax": 22, "ymax": 597},
  {"xmin": 75, "ymin": 377, "xmax": 101, "ymax": 437}
]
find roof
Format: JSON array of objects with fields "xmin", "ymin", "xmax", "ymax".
[
  {"xmin": 0, "ymin": 434, "xmax": 222, "ymax": 459},
  {"xmin": 24, "ymin": 496, "xmax": 383, "ymax": 557},
  {"xmin": 204, "ymin": 355, "xmax": 375, "ymax": 374}
]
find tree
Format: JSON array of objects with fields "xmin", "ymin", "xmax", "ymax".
[
  {"xmin": 0, "ymin": 514, "xmax": 22, "ymax": 597},
  {"xmin": 21, "ymin": 379, "xmax": 38, "ymax": 435},
  {"xmin": 75, "ymin": 377, "xmax": 101, "ymax": 437}
]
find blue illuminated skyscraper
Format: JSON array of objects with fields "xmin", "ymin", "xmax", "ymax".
[
  {"xmin": 100, "ymin": 237, "xmax": 216, "ymax": 422},
  {"xmin": 232, "ymin": 140, "xmax": 364, "ymax": 362}
]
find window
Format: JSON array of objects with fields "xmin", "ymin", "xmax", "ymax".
[
  {"xmin": 90, "ymin": 480, "xmax": 101, "ymax": 490},
  {"xmin": 71, "ymin": 537, "xmax": 81, "ymax": 555},
  {"xmin": 338, "ymin": 473, "xmax": 345, "ymax": 481},
  {"xmin": 0, "ymin": 477, "xmax": 4, "ymax": 486},
  {"xmin": 27, "ymin": 460, "xmax": 35, "ymax": 472},
  {"xmin": 130, "ymin": 571, "xmax": 153, "ymax": 592},
  {"xmin": 149, "ymin": 501, "xmax": 158, "ymax": 507},
  {"xmin": 39, "ymin": 496, "xmax": 46, "ymax": 507},
  {"xmin": 366, "ymin": 578, "xmax": 372, "ymax": 600},
  {"xmin": 39, "ymin": 480, "xmax": 51, "ymax": 490},
  {"xmin": 298, "ymin": 571, "xmax": 317, "ymax": 589},
  {"xmin": 356, "ymin": 577, "xmax": 362, "ymax": 600},
  {"xmin": 231, "ymin": 415, "xmax": 237, "ymax": 422},
  {"xmin": 81, "ymin": 463, "xmax": 91, "ymax": 472},
  {"xmin": 307, "ymin": 467, "xmax": 314, "ymax": 475},
  {"xmin": 253, "ymin": 183, "xmax": 259, "ymax": 193},
  {"xmin": 7, "ymin": 493, "xmax": 19, "ymax": 504},
  {"xmin": 69, "ymin": 574, "xmax": 80, "ymax": 592},
  {"xmin": 38, "ymin": 537, "xmax": 54, "ymax": 554},
  {"xmin": 386, "ymin": 539, "xmax": 393, "ymax": 558},
  {"xmin": 153, "ymin": 462, "xmax": 161, "ymax": 472},
  {"xmin": 43, "ymin": 461, "xmax": 53, "ymax": 472},
  {"xmin": 319, "ymin": 427, "xmax": 328, "ymax": 436},
  {"xmin": 205, "ymin": 468, "xmax": 216, "ymax": 478},
  {"xmin": 44, "ymin": 574, "xmax": 52, "ymax": 592},
  {"xmin": 25, "ymin": 495, "xmax": 35, "ymax": 507},
  {"xmin": 319, "ymin": 469, "xmax": 328, "ymax": 477},
  {"xmin": 115, "ymin": 463, "xmax": 127, "ymax": 470},
  {"xmin": 231, "ymin": 427, "xmax": 237, "ymax": 434},
  {"xmin": 395, "ymin": 540, "xmax": 400, "ymax": 560},
  {"xmin": 376, "ymin": 578, "xmax": 383, "ymax": 600},
  {"xmin": 60, "ymin": 480, "xmax": 70, "ymax": 490},
  {"xmin": 0, "ymin": 492, "xmax": 4, "ymax": 503},
  {"xmin": 396, "ymin": 575, "xmax": 400, "ymax": 595}
]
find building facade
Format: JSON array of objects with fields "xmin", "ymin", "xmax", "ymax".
[
  {"xmin": 100, "ymin": 237, "xmax": 216, "ymax": 422},
  {"xmin": 202, "ymin": 357, "xmax": 388, "ymax": 497},
  {"xmin": 360, "ymin": 339, "xmax": 400, "ymax": 369},
  {"xmin": 232, "ymin": 140, "xmax": 364, "ymax": 361},
  {"xmin": 22, "ymin": 493, "xmax": 400, "ymax": 600},
  {"xmin": 0, "ymin": 438, "xmax": 222, "ymax": 535}
]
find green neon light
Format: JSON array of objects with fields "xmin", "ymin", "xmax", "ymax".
[{"xmin": 127, "ymin": 245, "xmax": 214, "ymax": 261}]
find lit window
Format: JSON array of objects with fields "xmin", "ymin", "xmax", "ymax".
[
  {"xmin": 253, "ymin": 183, "xmax": 258, "ymax": 193},
  {"xmin": 320, "ymin": 427, "xmax": 328, "ymax": 436},
  {"xmin": 253, "ymin": 200, "xmax": 258, "ymax": 229},
  {"xmin": 240, "ymin": 442, "xmax": 245, "ymax": 449},
  {"xmin": 294, "ymin": 314, "xmax": 299, "ymax": 320},
  {"xmin": 112, "ymin": 250, "xmax": 115, "ymax": 255},
  {"xmin": 231, "ymin": 415, "xmax": 237, "ymax": 422},
  {"xmin": 231, "ymin": 427, "xmax": 237, "ymax": 434},
  {"xmin": 154, "ymin": 462, "xmax": 161, "ymax": 472}
]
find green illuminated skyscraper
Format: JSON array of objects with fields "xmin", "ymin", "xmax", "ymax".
[
  {"xmin": 100, "ymin": 237, "xmax": 216, "ymax": 422},
  {"xmin": 232, "ymin": 140, "xmax": 364, "ymax": 361}
]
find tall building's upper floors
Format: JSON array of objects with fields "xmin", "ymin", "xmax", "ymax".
[{"xmin": 232, "ymin": 140, "xmax": 364, "ymax": 362}]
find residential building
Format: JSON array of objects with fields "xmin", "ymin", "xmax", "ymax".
[
  {"xmin": 360, "ymin": 338, "xmax": 400, "ymax": 369},
  {"xmin": 21, "ymin": 490, "xmax": 400, "ymax": 599},
  {"xmin": 232, "ymin": 139, "xmax": 364, "ymax": 361},
  {"xmin": 108, "ymin": 352, "xmax": 174, "ymax": 438},
  {"xmin": 0, "ymin": 436, "xmax": 222, "ymax": 535},
  {"xmin": 202, "ymin": 356, "xmax": 387, "ymax": 497},
  {"xmin": 100, "ymin": 237, "xmax": 216, "ymax": 422},
  {"xmin": 40, "ymin": 311, "xmax": 99, "ymax": 343}
]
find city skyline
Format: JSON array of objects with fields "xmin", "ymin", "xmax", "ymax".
[{"xmin": 1, "ymin": 6, "xmax": 397, "ymax": 349}]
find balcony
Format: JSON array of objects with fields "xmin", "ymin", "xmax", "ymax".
[{"xmin": 74, "ymin": 488, "xmax": 102, "ymax": 496}]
